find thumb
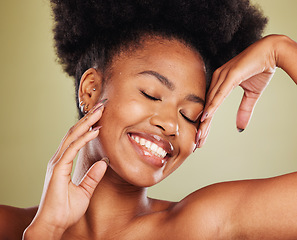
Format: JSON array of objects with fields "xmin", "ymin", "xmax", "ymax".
[
  {"xmin": 78, "ymin": 157, "xmax": 109, "ymax": 199},
  {"xmin": 236, "ymin": 92, "xmax": 259, "ymax": 132}
]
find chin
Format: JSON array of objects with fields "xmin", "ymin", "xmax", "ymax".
[{"xmin": 106, "ymin": 158, "xmax": 168, "ymax": 188}]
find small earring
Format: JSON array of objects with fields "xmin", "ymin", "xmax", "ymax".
[
  {"xmin": 92, "ymin": 88, "xmax": 96, "ymax": 91},
  {"xmin": 80, "ymin": 103, "xmax": 85, "ymax": 114},
  {"xmin": 84, "ymin": 104, "xmax": 89, "ymax": 114},
  {"xmin": 79, "ymin": 101, "xmax": 88, "ymax": 114}
]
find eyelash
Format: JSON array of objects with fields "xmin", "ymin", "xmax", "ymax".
[
  {"xmin": 140, "ymin": 90, "xmax": 197, "ymax": 124},
  {"xmin": 140, "ymin": 90, "xmax": 161, "ymax": 101},
  {"xmin": 180, "ymin": 111, "xmax": 197, "ymax": 124}
]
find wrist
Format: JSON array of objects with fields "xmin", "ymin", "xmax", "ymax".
[
  {"xmin": 272, "ymin": 34, "xmax": 297, "ymax": 84},
  {"xmin": 23, "ymin": 221, "xmax": 65, "ymax": 240},
  {"xmin": 272, "ymin": 34, "xmax": 294, "ymax": 68}
]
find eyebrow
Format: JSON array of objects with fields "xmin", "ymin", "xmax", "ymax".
[
  {"xmin": 139, "ymin": 70, "xmax": 205, "ymax": 105},
  {"xmin": 139, "ymin": 71, "xmax": 175, "ymax": 90},
  {"xmin": 185, "ymin": 94, "xmax": 205, "ymax": 106}
]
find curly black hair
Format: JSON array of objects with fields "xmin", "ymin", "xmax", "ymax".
[{"xmin": 50, "ymin": 0, "xmax": 267, "ymax": 117}]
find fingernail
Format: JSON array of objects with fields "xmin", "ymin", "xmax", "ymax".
[
  {"xmin": 237, "ymin": 128, "xmax": 245, "ymax": 133},
  {"xmin": 193, "ymin": 143, "xmax": 199, "ymax": 153},
  {"xmin": 95, "ymin": 98, "xmax": 108, "ymax": 108},
  {"xmin": 100, "ymin": 157, "xmax": 110, "ymax": 166},
  {"xmin": 201, "ymin": 112, "xmax": 208, "ymax": 122},
  {"xmin": 193, "ymin": 130, "xmax": 201, "ymax": 152},
  {"xmin": 195, "ymin": 129, "xmax": 201, "ymax": 144},
  {"xmin": 92, "ymin": 99, "xmax": 108, "ymax": 113},
  {"xmin": 99, "ymin": 98, "xmax": 108, "ymax": 105},
  {"xmin": 92, "ymin": 126, "xmax": 102, "ymax": 131},
  {"xmin": 198, "ymin": 139, "xmax": 203, "ymax": 148}
]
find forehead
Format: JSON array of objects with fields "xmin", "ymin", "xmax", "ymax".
[{"xmin": 109, "ymin": 37, "xmax": 207, "ymax": 92}]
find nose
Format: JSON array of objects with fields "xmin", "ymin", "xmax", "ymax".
[{"xmin": 149, "ymin": 107, "xmax": 179, "ymax": 136}]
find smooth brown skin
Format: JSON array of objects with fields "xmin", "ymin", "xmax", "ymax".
[{"xmin": 1, "ymin": 35, "xmax": 297, "ymax": 240}]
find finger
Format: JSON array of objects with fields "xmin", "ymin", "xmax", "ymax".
[
  {"xmin": 198, "ymin": 117, "xmax": 212, "ymax": 148},
  {"xmin": 198, "ymin": 136, "xmax": 207, "ymax": 148},
  {"xmin": 201, "ymin": 67, "xmax": 230, "ymax": 123},
  {"xmin": 59, "ymin": 101, "xmax": 106, "ymax": 152},
  {"xmin": 53, "ymin": 127, "xmax": 101, "ymax": 177},
  {"xmin": 202, "ymin": 70, "xmax": 241, "ymax": 122},
  {"xmin": 78, "ymin": 159, "xmax": 108, "ymax": 199},
  {"xmin": 236, "ymin": 91, "xmax": 260, "ymax": 131},
  {"xmin": 206, "ymin": 66, "xmax": 228, "ymax": 100},
  {"xmin": 51, "ymin": 101, "xmax": 106, "ymax": 164}
]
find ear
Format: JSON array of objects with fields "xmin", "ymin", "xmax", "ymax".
[{"xmin": 78, "ymin": 68, "xmax": 103, "ymax": 113}]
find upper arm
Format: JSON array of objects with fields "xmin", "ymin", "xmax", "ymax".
[
  {"xmin": 0, "ymin": 205, "xmax": 37, "ymax": 239},
  {"xmin": 165, "ymin": 181, "xmax": 245, "ymax": 240},
  {"xmin": 169, "ymin": 173, "xmax": 297, "ymax": 239},
  {"xmin": 230, "ymin": 173, "xmax": 297, "ymax": 239}
]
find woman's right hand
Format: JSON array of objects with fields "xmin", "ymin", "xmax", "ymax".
[
  {"xmin": 198, "ymin": 35, "xmax": 297, "ymax": 148},
  {"xmin": 23, "ymin": 100, "xmax": 108, "ymax": 239}
]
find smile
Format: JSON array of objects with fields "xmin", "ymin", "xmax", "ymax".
[
  {"xmin": 130, "ymin": 135, "xmax": 167, "ymax": 158},
  {"xmin": 127, "ymin": 132, "xmax": 174, "ymax": 168}
]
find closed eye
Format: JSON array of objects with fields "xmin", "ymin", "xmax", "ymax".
[
  {"xmin": 140, "ymin": 90, "xmax": 161, "ymax": 101},
  {"xmin": 179, "ymin": 111, "xmax": 197, "ymax": 124}
]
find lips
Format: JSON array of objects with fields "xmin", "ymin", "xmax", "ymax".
[{"xmin": 128, "ymin": 132, "xmax": 174, "ymax": 168}]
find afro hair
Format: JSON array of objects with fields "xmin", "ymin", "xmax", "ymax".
[{"xmin": 50, "ymin": 0, "xmax": 267, "ymax": 116}]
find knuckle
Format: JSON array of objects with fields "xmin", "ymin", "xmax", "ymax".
[
  {"xmin": 213, "ymin": 89, "xmax": 227, "ymax": 102},
  {"xmin": 213, "ymin": 68, "xmax": 221, "ymax": 78},
  {"xmin": 46, "ymin": 161, "xmax": 56, "ymax": 174},
  {"xmin": 68, "ymin": 126, "xmax": 75, "ymax": 135},
  {"xmin": 216, "ymin": 89, "xmax": 225, "ymax": 96},
  {"xmin": 68, "ymin": 141, "xmax": 76, "ymax": 150},
  {"xmin": 208, "ymin": 100, "xmax": 216, "ymax": 109},
  {"xmin": 207, "ymin": 88, "xmax": 216, "ymax": 100},
  {"xmin": 228, "ymin": 67, "xmax": 241, "ymax": 81}
]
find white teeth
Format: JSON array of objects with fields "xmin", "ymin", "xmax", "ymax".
[
  {"xmin": 140, "ymin": 138, "xmax": 146, "ymax": 146},
  {"xmin": 151, "ymin": 143, "xmax": 158, "ymax": 152},
  {"xmin": 145, "ymin": 140, "xmax": 151, "ymax": 149},
  {"xmin": 157, "ymin": 147, "xmax": 163, "ymax": 156},
  {"xmin": 130, "ymin": 135, "xmax": 168, "ymax": 158}
]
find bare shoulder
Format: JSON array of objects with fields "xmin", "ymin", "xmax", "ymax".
[
  {"xmin": 0, "ymin": 205, "xmax": 38, "ymax": 240},
  {"xmin": 165, "ymin": 180, "xmax": 255, "ymax": 240},
  {"xmin": 163, "ymin": 172, "xmax": 297, "ymax": 239}
]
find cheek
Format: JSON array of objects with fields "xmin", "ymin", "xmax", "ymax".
[
  {"xmin": 99, "ymin": 78, "xmax": 153, "ymax": 129},
  {"xmin": 96, "ymin": 96, "xmax": 153, "ymax": 150},
  {"xmin": 103, "ymin": 98, "xmax": 151, "ymax": 129},
  {"xmin": 117, "ymin": 99, "xmax": 150, "ymax": 124},
  {"xmin": 179, "ymin": 125, "xmax": 197, "ymax": 157}
]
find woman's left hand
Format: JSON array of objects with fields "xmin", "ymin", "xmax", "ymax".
[
  {"xmin": 23, "ymin": 101, "xmax": 108, "ymax": 239},
  {"xmin": 197, "ymin": 35, "xmax": 282, "ymax": 147}
]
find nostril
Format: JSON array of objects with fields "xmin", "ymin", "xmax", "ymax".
[
  {"xmin": 156, "ymin": 125, "xmax": 165, "ymax": 131},
  {"xmin": 156, "ymin": 125, "xmax": 176, "ymax": 137},
  {"xmin": 150, "ymin": 114, "xmax": 178, "ymax": 136}
]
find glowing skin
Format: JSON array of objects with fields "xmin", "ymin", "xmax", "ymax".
[
  {"xmin": 82, "ymin": 38, "xmax": 206, "ymax": 187},
  {"xmin": 4, "ymin": 34, "xmax": 297, "ymax": 240}
]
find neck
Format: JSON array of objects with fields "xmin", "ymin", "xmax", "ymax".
[{"xmin": 71, "ymin": 144, "xmax": 152, "ymax": 236}]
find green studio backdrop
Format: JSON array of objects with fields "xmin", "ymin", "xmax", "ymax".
[{"xmin": 0, "ymin": 0, "xmax": 296, "ymax": 207}]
